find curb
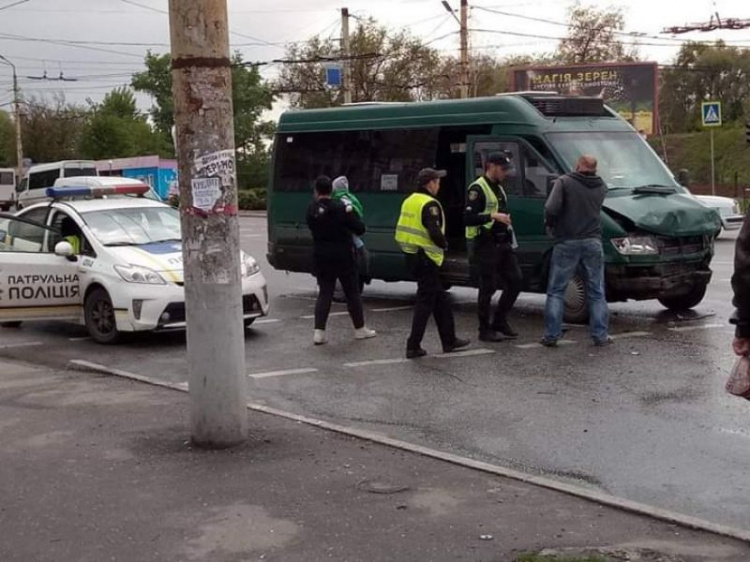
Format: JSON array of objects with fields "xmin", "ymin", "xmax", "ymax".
[{"xmin": 68, "ymin": 359, "xmax": 750, "ymax": 544}]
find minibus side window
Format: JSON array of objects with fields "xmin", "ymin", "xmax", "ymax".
[
  {"xmin": 472, "ymin": 141, "xmax": 523, "ymax": 197},
  {"xmin": 522, "ymin": 146, "xmax": 554, "ymax": 199}
]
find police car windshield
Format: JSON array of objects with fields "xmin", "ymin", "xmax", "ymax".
[
  {"xmin": 80, "ymin": 206, "xmax": 181, "ymax": 247},
  {"xmin": 546, "ymin": 131, "xmax": 681, "ymax": 191}
]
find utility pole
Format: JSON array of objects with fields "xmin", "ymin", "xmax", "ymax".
[
  {"xmin": 0, "ymin": 55, "xmax": 23, "ymax": 184},
  {"xmin": 341, "ymin": 7, "xmax": 352, "ymax": 104},
  {"xmin": 168, "ymin": 0, "xmax": 248, "ymax": 448},
  {"xmin": 442, "ymin": 0, "xmax": 469, "ymax": 99},
  {"xmin": 459, "ymin": 0, "xmax": 469, "ymax": 99}
]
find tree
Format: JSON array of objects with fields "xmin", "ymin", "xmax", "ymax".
[
  {"xmin": 79, "ymin": 87, "xmax": 169, "ymax": 160},
  {"xmin": 558, "ymin": 3, "xmax": 639, "ymax": 64},
  {"xmin": 131, "ymin": 52, "xmax": 174, "ymax": 135},
  {"xmin": 21, "ymin": 96, "xmax": 88, "ymax": 164},
  {"xmin": 660, "ymin": 41, "xmax": 750, "ymax": 133},
  {"xmin": 0, "ymin": 110, "xmax": 14, "ymax": 167},
  {"xmin": 275, "ymin": 18, "xmax": 443, "ymax": 108}
]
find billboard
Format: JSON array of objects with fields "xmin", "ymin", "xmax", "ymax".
[{"xmin": 511, "ymin": 62, "xmax": 658, "ymax": 135}]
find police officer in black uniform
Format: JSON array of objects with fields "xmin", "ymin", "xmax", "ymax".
[{"xmin": 464, "ymin": 152, "xmax": 523, "ymax": 342}]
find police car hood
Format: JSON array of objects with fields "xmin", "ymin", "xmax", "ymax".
[
  {"xmin": 111, "ymin": 241, "xmax": 185, "ymax": 281},
  {"xmin": 602, "ymin": 188, "xmax": 722, "ymax": 237}
]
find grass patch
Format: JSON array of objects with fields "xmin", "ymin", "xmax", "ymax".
[{"xmin": 516, "ymin": 555, "xmax": 608, "ymax": 562}]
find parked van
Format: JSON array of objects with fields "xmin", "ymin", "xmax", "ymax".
[
  {"xmin": 267, "ymin": 94, "xmax": 722, "ymax": 322},
  {"xmin": 0, "ymin": 167, "xmax": 15, "ymax": 211},
  {"xmin": 16, "ymin": 160, "xmax": 98, "ymax": 209}
]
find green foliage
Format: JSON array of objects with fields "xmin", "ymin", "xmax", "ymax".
[
  {"xmin": 131, "ymin": 51, "xmax": 174, "ymax": 135},
  {"xmin": 557, "ymin": 4, "xmax": 639, "ymax": 64},
  {"xmin": 237, "ymin": 188, "xmax": 267, "ymax": 210},
  {"xmin": 21, "ymin": 96, "xmax": 89, "ymax": 163},
  {"xmin": 659, "ymin": 41, "xmax": 750, "ymax": 134}
]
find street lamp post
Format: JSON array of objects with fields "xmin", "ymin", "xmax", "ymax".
[{"xmin": 0, "ymin": 55, "xmax": 23, "ymax": 186}]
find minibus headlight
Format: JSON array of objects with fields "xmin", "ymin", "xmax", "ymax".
[
  {"xmin": 611, "ymin": 236, "xmax": 659, "ymax": 255},
  {"xmin": 241, "ymin": 254, "xmax": 261, "ymax": 277}
]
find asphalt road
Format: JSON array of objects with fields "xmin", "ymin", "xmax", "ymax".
[{"xmin": 2, "ymin": 215, "xmax": 748, "ymax": 531}]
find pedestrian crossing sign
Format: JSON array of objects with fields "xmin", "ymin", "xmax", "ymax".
[{"xmin": 702, "ymin": 101, "xmax": 722, "ymax": 127}]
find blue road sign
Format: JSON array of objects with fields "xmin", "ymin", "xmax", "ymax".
[
  {"xmin": 702, "ymin": 101, "xmax": 722, "ymax": 127},
  {"xmin": 325, "ymin": 66, "xmax": 342, "ymax": 87}
]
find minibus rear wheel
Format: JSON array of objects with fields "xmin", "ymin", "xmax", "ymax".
[{"xmin": 658, "ymin": 284, "xmax": 707, "ymax": 312}]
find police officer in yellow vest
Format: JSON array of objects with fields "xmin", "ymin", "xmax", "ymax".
[
  {"xmin": 396, "ymin": 168, "xmax": 470, "ymax": 359},
  {"xmin": 60, "ymin": 216, "xmax": 82, "ymax": 255},
  {"xmin": 465, "ymin": 152, "xmax": 523, "ymax": 342}
]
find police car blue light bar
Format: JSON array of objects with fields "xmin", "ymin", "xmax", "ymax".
[{"xmin": 46, "ymin": 184, "xmax": 150, "ymax": 198}]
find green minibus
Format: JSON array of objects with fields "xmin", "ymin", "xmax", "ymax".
[{"xmin": 267, "ymin": 94, "xmax": 721, "ymax": 322}]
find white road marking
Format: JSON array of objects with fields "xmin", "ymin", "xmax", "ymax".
[
  {"xmin": 249, "ymin": 368, "xmax": 319, "ymax": 379},
  {"xmin": 0, "ymin": 341, "xmax": 44, "ymax": 350},
  {"xmin": 253, "ymin": 318, "xmax": 281, "ymax": 325},
  {"xmin": 345, "ymin": 348, "xmax": 494, "ymax": 368},
  {"xmin": 610, "ymin": 331, "xmax": 651, "ymax": 340},
  {"xmin": 301, "ymin": 311, "xmax": 349, "ymax": 319},
  {"xmin": 68, "ymin": 336, "xmax": 92, "ymax": 342},
  {"xmin": 371, "ymin": 305, "xmax": 414, "ymax": 313},
  {"xmin": 668, "ymin": 323, "xmax": 725, "ymax": 333},
  {"xmin": 515, "ymin": 339, "xmax": 576, "ymax": 349}
]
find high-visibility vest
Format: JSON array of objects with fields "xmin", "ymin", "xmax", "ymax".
[
  {"xmin": 65, "ymin": 235, "xmax": 81, "ymax": 254},
  {"xmin": 465, "ymin": 176, "xmax": 506, "ymax": 240},
  {"xmin": 395, "ymin": 192, "xmax": 445, "ymax": 267}
]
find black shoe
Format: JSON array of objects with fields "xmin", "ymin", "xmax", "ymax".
[
  {"xmin": 443, "ymin": 338, "xmax": 471, "ymax": 353},
  {"xmin": 593, "ymin": 336, "xmax": 613, "ymax": 347},
  {"xmin": 406, "ymin": 347, "xmax": 427, "ymax": 359},
  {"xmin": 539, "ymin": 337, "xmax": 558, "ymax": 348},
  {"xmin": 493, "ymin": 321, "xmax": 519, "ymax": 339},
  {"xmin": 479, "ymin": 331, "xmax": 507, "ymax": 343}
]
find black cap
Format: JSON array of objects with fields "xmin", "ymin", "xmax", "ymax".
[
  {"xmin": 417, "ymin": 168, "xmax": 447, "ymax": 186},
  {"xmin": 486, "ymin": 152, "xmax": 512, "ymax": 169}
]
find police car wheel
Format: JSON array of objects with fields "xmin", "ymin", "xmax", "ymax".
[
  {"xmin": 563, "ymin": 274, "xmax": 589, "ymax": 324},
  {"xmin": 0, "ymin": 321, "xmax": 22, "ymax": 328},
  {"xmin": 85, "ymin": 288, "xmax": 120, "ymax": 344}
]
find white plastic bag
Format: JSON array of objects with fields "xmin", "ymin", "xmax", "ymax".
[{"xmin": 725, "ymin": 356, "xmax": 750, "ymax": 400}]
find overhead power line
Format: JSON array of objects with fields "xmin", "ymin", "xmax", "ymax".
[{"xmin": 0, "ymin": 0, "xmax": 29, "ymax": 12}]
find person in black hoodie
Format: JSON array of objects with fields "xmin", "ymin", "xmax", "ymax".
[
  {"xmin": 541, "ymin": 155, "xmax": 610, "ymax": 347},
  {"xmin": 731, "ymin": 211, "xmax": 750, "ymax": 356},
  {"xmin": 306, "ymin": 175, "xmax": 376, "ymax": 346}
]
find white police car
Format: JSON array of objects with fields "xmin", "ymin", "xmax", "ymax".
[{"xmin": 0, "ymin": 180, "xmax": 269, "ymax": 343}]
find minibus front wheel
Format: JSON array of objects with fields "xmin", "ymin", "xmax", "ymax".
[
  {"xmin": 657, "ymin": 284, "xmax": 707, "ymax": 312},
  {"xmin": 564, "ymin": 274, "xmax": 589, "ymax": 324}
]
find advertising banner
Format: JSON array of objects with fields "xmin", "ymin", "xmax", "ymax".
[{"xmin": 511, "ymin": 62, "xmax": 658, "ymax": 135}]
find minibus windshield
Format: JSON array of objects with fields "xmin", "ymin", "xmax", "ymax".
[{"xmin": 547, "ymin": 131, "xmax": 679, "ymax": 190}]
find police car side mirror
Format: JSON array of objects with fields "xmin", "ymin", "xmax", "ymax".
[{"xmin": 54, "ymin": 241, "xmax": 77, "ymax": 262}]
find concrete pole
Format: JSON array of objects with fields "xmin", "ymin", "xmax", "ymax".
[
  {"xmin": 341, "ymin": 7, "xmax": 352, "ymax": 104},
  {"xmin": 0, "ymin": 56, "xmax": 23, "ymax": 183},
  {"xmin": 168, "ymin": 0, "xmax": 248, "ymax": 448},
  {"xmin": 710, "ymin": 128, "xmax": 716, "ymax": 196},
  {"xmin": 459, "ymin": 0, "xmax": 469, "ymax": 99}
]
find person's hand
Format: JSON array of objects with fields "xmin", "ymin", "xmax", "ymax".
[
  {"xmin": 733, "ymin": 337, "xmax": 750, "ymax": 356},
  {"xmin": 491, "ymin": 212, "xmax": 512, "ymax": 225}
]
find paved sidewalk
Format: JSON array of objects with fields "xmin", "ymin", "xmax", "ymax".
[{"xmin": 0, "ymin": 359, "xmax": 748, "ymax": 562}]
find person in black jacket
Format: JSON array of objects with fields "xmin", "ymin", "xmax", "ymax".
[
  {"xmin": 306, "ymin": 175, "xmax": 376, "ymax": 345},
  {"xmin": 731, "ymin": 211, "xmax": 750, "ymax": 356}
]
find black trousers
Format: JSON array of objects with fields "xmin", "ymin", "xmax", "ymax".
[
  {"xmin": 406, "ymin": 252, "xmax": 457, "ymax": 350},
  {"xmin": 315, "ymin": 268, "xmax": 364, "ymax": 330},
  {"xmin": 473, "ymin": 240, "xmax": 523, "ymax": 333}
]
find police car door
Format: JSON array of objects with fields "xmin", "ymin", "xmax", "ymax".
[{"xmin": 0, "ymin": 213, "xmax": 82, "ymax": 323}]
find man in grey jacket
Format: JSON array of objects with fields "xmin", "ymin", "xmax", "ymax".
[{"xmin": 541, "ymin": 155, "xmax": 610, "ymax": 347}]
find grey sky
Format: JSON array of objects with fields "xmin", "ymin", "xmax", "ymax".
[{"xmin": 0, "ymin": 0, "xmax": 748, "ymax": 113}]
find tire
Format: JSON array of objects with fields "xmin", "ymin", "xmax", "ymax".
[
  {"xmin": 84, "ymin": 287, "xmax": 120, "ymax": 344},
  {"xmin": 658, "ymin": 284, "xmax": 707, "ymax": 311},
  {"xmin": 244, "ymin": 318, "xmax": 256, "ymax": 327},
  {"xmin": 0, "ymin": 321, "xmax": 22, "ymax": 328},
  {"xmin": 563, "ymin": 274, "xmax": 589, "ymax": 324}
]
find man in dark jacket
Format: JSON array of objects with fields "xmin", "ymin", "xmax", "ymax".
[
  {"xmin": 307, "ymin": 175, "xmax": 376, "ymax": 345},
  {"xmin": 541, "ymin": 155, "xmax": 610, "ymax": 347},
  {"xmin": 464, "ymin": 152, "xmax": 523, "ymax": 341},
  {"xmin": 731, "ymin": 211, "xmax": 750, "ymax": 356}
]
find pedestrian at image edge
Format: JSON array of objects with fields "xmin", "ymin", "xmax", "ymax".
[
  {"xmin": 541, "ymin": 155, "xmax": 611, "ymax": 347},
  {"xmin": 731, "ymin": 209, "xmax": 750, "ymax": 356},
  {"xmin": 395, "ymin": 168, "xmax": 470, "ymax": 359},
  {"xmin": 464, "ymin": 152, "xmax": 523, "ymax": 342},
  {"xmin": 306, "ymin": 175, "xmax": 377, "ymax": 345}
]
